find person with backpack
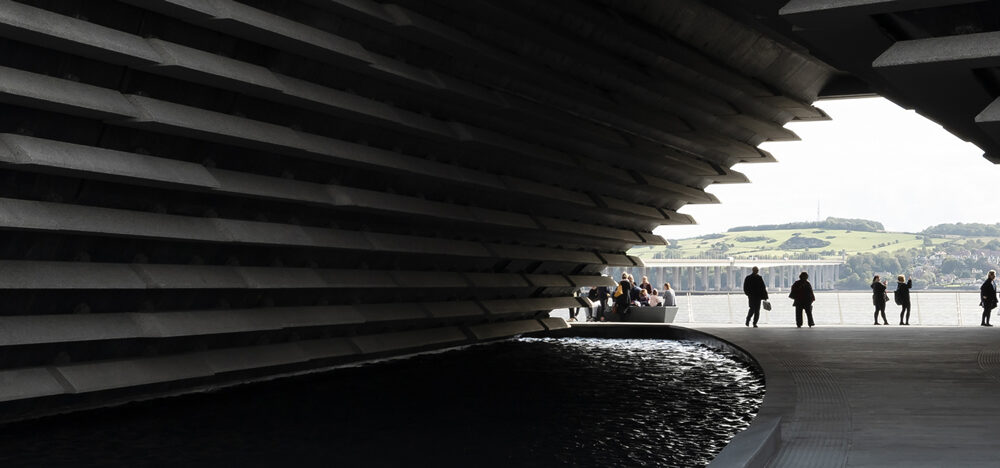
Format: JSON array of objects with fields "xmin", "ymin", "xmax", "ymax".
[
  {"xmin": 894, "ymin": 275, "xmax": 912, "ymax": 325},
  {"xmin": 614, "ymin": 273, "xmax": 632, "ymax": 320}
]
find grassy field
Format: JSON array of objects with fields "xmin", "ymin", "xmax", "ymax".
[{"xmin": 630, "ymin": 229, "xmax": 955, "ymax": 259}]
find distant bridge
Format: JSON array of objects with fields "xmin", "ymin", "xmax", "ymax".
[{"xmin": 612, "ymin": 258, "xmax": 846, "ymax": 292}]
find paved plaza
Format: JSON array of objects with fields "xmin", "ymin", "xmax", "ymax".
[{"xmin": 695, "ymin": 325, "xmax": 1000, "ymax": 467}]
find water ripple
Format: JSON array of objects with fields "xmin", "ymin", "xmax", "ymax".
[{"xmin": 0, "ymin": 338, "xmax": 763, "ymax": 467}]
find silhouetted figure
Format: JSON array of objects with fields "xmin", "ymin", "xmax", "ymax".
[
  {"xmin": 981, "ymin": 270, "xmax": 997, "ymax": 327},
  {"xmin": 614, "ymin": 273, "xmax": 632, "ymax": 320},
  {"xmin": 595, "ymin": 285, "xmax": 610, "ymax": 322},
  {"xmin": 662, "ymin": 283, "xmax": 677, "ymax": 307},
  {"xmin": 788, "ymin": 271, "xmax": 815, "ymax": 328},
  {"xmin": 743, "ymin": 266, "xmax": 768, "ymax": 328},
  {"xmin": 568, "ymin": 289, "xmax": 580, "ymax": 322},
  {"xmin": 895, "ymin": 275, "xmax": 912, "ymax": 325},
  {"xmin": 871, "ymin": 275, "xmax": 888, "ymax": 325},
  {"xmin": 629, "ymin": 275, "xmax": 643, "ymax": 307}
]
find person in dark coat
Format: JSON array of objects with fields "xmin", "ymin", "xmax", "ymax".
[
  {"xmin": 595, "ymin": 285, "xmax": 610, "ymax": 322},
  {"xmin": 895, "ymin": 275, "xmax": 913, "ymax": 325},
  {"xmin": 639, "ymin": 276, "xmax": 653, "ymax": 295},
  {"xmin": 871, "ymin": 275, "xmax": 888, "ymax": 325},
  {"xmin": 614, "ymin": 273, "xmax": 632, "ymax": 320},
  {"xmin": 981, "ymin": 270, "xmax": 997, "ymax": 327},
  {"xmin": 628, "ymin": 275, "xmax": 642, "ymax": 307},
  {"xmin": 742, "ymin": 266, "xmax": 768, "ymax": 328},
  {"xmin": 788, "ymin": 271, "xmax": 815, "ymax": 328}
]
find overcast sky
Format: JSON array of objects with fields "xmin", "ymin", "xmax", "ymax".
[{"xmin": 654, "ymin": 97, "xmax": 1000, "ymax": 240}]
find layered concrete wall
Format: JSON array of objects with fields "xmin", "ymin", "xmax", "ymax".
[{"xmin": 0, "ymin": 0, "xmax": 832, "ymax": 421}]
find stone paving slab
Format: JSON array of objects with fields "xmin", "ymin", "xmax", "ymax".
[{"xmin": 692, "ymin": 325, "xmax": 1000, "ymax": 467}]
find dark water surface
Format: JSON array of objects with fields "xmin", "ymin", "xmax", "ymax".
[{"xmin": 0, "ymin": 338, "xmax": 763, "ymax": 467}]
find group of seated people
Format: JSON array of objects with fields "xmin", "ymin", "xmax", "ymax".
[
  {"xmin": 569, "ymin": 274, "xmax": 677, "ymax": 322},
  {"xmin": 624, "ymin": 274, "xmax": 677, "ymax": 308}
]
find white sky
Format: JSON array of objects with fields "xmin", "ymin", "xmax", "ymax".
[{"xmin": 654, "ymin": 97, "xmax": 1000, "ymax": 240}]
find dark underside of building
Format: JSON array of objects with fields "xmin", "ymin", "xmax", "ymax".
[{"xmin": 0, "ymin": 0, "xmax": 997, "ymax": 422}]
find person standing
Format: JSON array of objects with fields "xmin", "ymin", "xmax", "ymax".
[
  {"xmin": 788, "ymin": 271, "xmax": 815, "ymax": 328},
  {"xmin": 871, "ymin": 275, "xmax": 888, "ymax": 325},
  {"xmin": 662, "ymin": 283, "xmax": 677, "ymax": 307},
  {"xmin": 742, "ymin": 266, "xmax": 768, "ymax": 328},
  {"xmin": 895, "ymin": 275, "xmax": 913, "ymax": 325},
  {"xmin": 614, "ymin": 273, "xmax": 632, "ymax": 320},
  {"xmin": 981, "ymin": 270, "xmax": 997, "ymax": 327},
  {"xmin": 567, "ymin": 289, "xmax": 580, "ymax": 322}
]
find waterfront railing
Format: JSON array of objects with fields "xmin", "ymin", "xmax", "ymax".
[
  {"xmin": 555, "ymin": 291, "xmax": 989, "ymax": 326},
  {"xmin": 672, "ymin": 291, "xmax": 982, "ymax": 326}
]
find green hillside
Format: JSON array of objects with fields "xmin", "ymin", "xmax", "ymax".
[
  {"xmin": 630, "ymin": 222, "xmax": 1000, "ymax": 289},
  {"xmin": 630, "ymin": 229, "xmax": 949, "ymax": 260}
]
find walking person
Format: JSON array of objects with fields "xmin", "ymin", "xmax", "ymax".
[
  {"xmin": 981, "ymin": 270, "xmax": 997, "ymax": 327},
  {"xmin": 895, "ymin": 275, "xmax": 912, "ymax": 325},
  {"xmin": 788, "ymin": 271, "xmax": 815, "ymax": 328},
  {"xmin": 871, "ymin": 275, "xmax": 889, "ymax": 325},
  {"xmin": 743, "ymin": 266, "xmax": 768, "ymax": 328}
]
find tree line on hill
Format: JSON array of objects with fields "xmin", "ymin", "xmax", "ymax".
[
  {"xmin": 727, "ymin": 217, "xmax": 884, "ymax": 233},
  {"xmin": 921, "ymin": 222, "xmax": 1000, "ymax": 237}
]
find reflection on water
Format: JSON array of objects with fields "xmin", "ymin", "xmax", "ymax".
[{"xmin": 0, "ymin": 338, "xmax": 763, "ymax": 467}]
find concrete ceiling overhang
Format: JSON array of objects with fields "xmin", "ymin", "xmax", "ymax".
[
  {"xmin": 711, "ymin": 0, "xmax": 1000, "ymax": 163},
  {"xmin": 0, "ymin": 0, "xmax": 846, "ymax": 420}
]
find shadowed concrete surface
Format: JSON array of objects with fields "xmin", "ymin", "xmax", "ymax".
[{"xmin": 695, "ymin": 325, "xmax": 1000, "ymax": 467}]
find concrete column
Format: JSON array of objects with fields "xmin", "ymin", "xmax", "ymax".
[
  {"xmin": 688, "ymin": 267, "xmax": 695, "ymax": 292},
  {"xmin": 714, "ymin": 266, "xmax": 721, "ymax": 291}
]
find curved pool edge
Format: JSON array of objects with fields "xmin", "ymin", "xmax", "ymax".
[{"xmin": 536, "ymin": 323, "xmax": 784, "ymax": 468}]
